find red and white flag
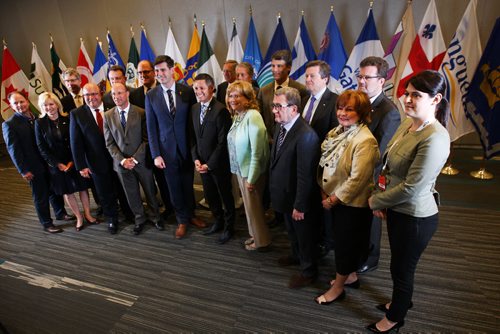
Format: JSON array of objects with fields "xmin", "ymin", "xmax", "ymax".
[
  {"xmin": 396, "ymin": 0, "xmax": 445, "ymax": 100},
  {"xmin": 77, "ymin": 39, "xmax": 94, "ymax": 87},
  {"xmin": 2, "ymin": 46, "xmax": 38, "ymax": 120}
]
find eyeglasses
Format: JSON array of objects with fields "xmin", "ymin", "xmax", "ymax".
[
  {"xmin": 271, "ymin": 103, "xmax": 293, "ymax": 111},
  {"xmin": 137, "ymin": 70, "xmax": 153, "ymax": 75},
  {"xmin": 356, "ymin": 75, "xmax": 381, "ymax": 81}
]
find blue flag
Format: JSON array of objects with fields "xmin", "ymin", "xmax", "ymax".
[
  {"xmin": 290, "ymin": 16, "xmax": 317, "ymax": 84},
  {"xmin": 140, "ymin": 30, "xmax": 156, "ymax": 63},
  {"xmin": 93, "ymin": 41, "xmax": 109, "ymax": 93},
  {"xmin": 243, "ymin": 16, "xmax": 263, "ymax": 80},
  {"xmin": 256, "ymin": 17, "xmax": 290, "ymax": 87},
  {"xmin": 317, "ymin": 10, "xmax": 347, "ymax": 92},
  {"xmin": 464, "ymin": 17, "xmax": 500, "ymax": 159},
  {"xmin": 107, "ymin": 32, "xmax": 125, "ymax": 67}
]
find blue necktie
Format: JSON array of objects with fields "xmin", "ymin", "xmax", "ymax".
[
  {"xmin": 120, "ymin": 110, "xmax": 126, "ymax": 130},
  {"xmin": 200, "ymin": 104, "xmax": 207, "ymax": 125},
  {"xmin": 167, "ymin": 89, "xmax": 176, "ymax": 116},
  {"xmin": 304, "ymin": 96, "xmax": 316, "ymax": 123}
]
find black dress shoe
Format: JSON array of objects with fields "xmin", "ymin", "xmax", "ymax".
[
  {"xmin": 203, "ymin": 223, "xmax": 223, "ymax": 235},
  {"xmin": 133, "ymin": 224, "xmax": 144, "ymax": 235},
  {"xmin": 154, "ymin": 221, "xmax": 164, "ymax": 231},
  {"xmin": 44, "ymin": 225, "xmax": 63, "ymax": 233},
  {"xmin": 376, "ymin": 301, "xmax": 413, "ymax": 313},
  {"xmin": 217, "ymin": 230, "xmax": 233, "ymax": 244},
  {"xmin": 108, "ymin": 222, "xmax": 118, "ymax": 235},
  {"xmin": 57, "ymin": 214, "xmax": 76, "ymax": 221},
  {"xmin": 288, "ymin": 274, "xmax": 316, "ymax": 289},
  {"xmin": 366, "ymin": 320, "xmax": 404, "ymax": 333},
  {"xmin": 84, "ymin": 218, "xmax": 100, "ymax": 225},
  {"xmin": 278, "ymin": 255, "xmax": 300, "ymax": 267},
  {"xmin": 357, "ymin": 263, "xmax": 378, "ymax": 274}
]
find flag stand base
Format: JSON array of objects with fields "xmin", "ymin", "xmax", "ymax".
[
  {"xmin": 470, "ymin": 168, "xmax": 494, "ymax": 180},
  {"xmin": 441, "ymin": 164, "xmax": 459, "ymax": 175}
]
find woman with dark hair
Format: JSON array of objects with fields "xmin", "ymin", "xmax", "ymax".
[
  {"xmin": 314, "ymin": 90, "xmax": 379, "ymax": 304},
  {"xmin": 367, "ymin": 70, "xmax": 451, "ymax": 333},
  {"xmin": 35, "ymin": 92, "xmax": 97, "ymax": 231}
]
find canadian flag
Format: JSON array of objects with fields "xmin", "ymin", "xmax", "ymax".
[
  {"xmin": 77, "ymin": 39, "xmax": 94, "ymax": 87},
  {"xmin": 396, "ymin": 0, "xmax": 446, "ymax": 98}
]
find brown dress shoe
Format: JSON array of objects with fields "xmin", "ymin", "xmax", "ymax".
[
  {"xmin": 175, "ymin": 224, "xmax": 187, "ymax": 239},
  {"xmin": 288, "ymin": 274, "xmax": 316, "ymax": 289},
  {"xmin": 190, "ymin": 217, "xmax": 207, "ymax": 228}
]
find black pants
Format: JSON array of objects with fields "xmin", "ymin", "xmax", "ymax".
[
  {"xmin": 30, "ymin": 172, "xmax": 66, "ymax": 227},
  {"xmin": 163, "ymin": 158, "xmax": 195, "ymax": 225},
  {"xmin": 331, "ymin": 204, "xmax": 372, "ymax": 275},
  {"xmin": 91, "ymin": 171, "xmax": 118, "ymax": 223},
  {"xmin": 386, "ymin": 209, "xmax": 438, "ymax": 322},
  {"xmin": 201, "ymin": 169, "xmax": 235, "ymax": 231}
]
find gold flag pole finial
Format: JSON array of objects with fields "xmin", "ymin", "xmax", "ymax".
[
  {"xmin": 232, "ymin": 17, "xmax": 236, "ymax": 25},
  {"xmin": 80, "ymin": 37, "xmax": 83, "ymax": 44},
  {"xmin": 331, "ymin": 5, "xmax": 334, "ymax": 12},
  {"xmin": 49, "ymin": 33, "xmax": 54, "ymax": 42},
  {"xmin": 249, "ymin": 5, "xmax": 253, "ymax": 16},
  {"xmin": 107, "ymin": 27, "xmax": 110, "ymax": 34},
  {"xmin": 168, "ymin": 17, "xmax": 172, "ymax": 27},
  {"xmin": 369, "ymin": 1, "xmax": 374, "ymax": 9},
  {"xmin": 32, "ymin": 41, "xmax": 36, "ymax": 48},
  {"xmin": 278, "ymin": 12, "xmax": 281, "ymax": 19},
  {"xmin": 130, "ymin": 25, "xmax": 134, "ymax": 37},
  {"xmin": 194, "ymin": 14, "xmax": 197, "ymax": 25},
  {"xmin": 202, "ymin": 20, "xmax": 205, "ymax": 28},
  {"xmin": 3, "ymin": 38, "xmax": 7, "ymax": 47},
  {"xmin": 301, "ymin": 10, "xmax": 304, "ymax": 17}
]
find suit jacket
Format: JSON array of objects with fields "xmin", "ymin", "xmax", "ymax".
[
  {"xmin": 102, "ymin": 92, "xmax": 115, "ymax": 108},
  {"xmin": 145, "ymin": 83, "xmax": 196, "ymax": 164},
  {"xmin": 61, "ymin": 94, "xmax": 78, "ymax": 114},
  {"xmin": 301, "ymin": 88, "xmax": 339, "ymax": 142},
  {"xmin": 257, "ymin": 79, "xmax": 309, "ymax": 138},
  {"xmin": 103, "ymin": 104, "xmax": 148, "ymax": 173},
  {"xmin": 34, "ymin": 116, "xmax": 72, "ymax": 173},
  {"xmin": 216, "ymin": 81, "xmax": 229, "ymax": 104},
  {"xmin": 2, "ymin": 113, "xmax": 47, "ymax": 176},
  {"xmin": 69, "ymin": 103, "xmax": 113, "ymax": 173},
  {"xmin": 191, "ymin": 98, "xmax": 232, "ymax": 171},
  {"xmin": 269, "ymin": 117, "xmax": 320, "ymax": 214},
  {"xmin": 129, "ymin": 86, "xmax": 146, "ymax": 108}
]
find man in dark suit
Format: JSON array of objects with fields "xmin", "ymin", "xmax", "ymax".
[
  {"xmin": 61, "ymin": 68, "xmax": 84, "ymax": 113},
  {"xmin": 3, "ymin": 92, "xmax": 68, "ymax": 233},
  {"xmin": 70, "ymin": 83, "xmax": 132, "ymax": 234},
  {"xmin": 145, "ymin": 55, "xmax": 207, "ymax": 239},
  {"xmin": 103, "ymin": 83, "xmax": 161, "ymax": 235},
  {"xmin": 129, "ymin": 59, "xmax": 173, "ymax": 221},
  {"xmin": 356, "ymin": 56, "xmax": 401, "ymax": 274},
  {"xmin": 269, "ymin": 87, "xmax": 321, "ymax": 289},
  {"xmin": 191, "ymin": 74, "xmax": 235, "ymax": 244},
  {"xmin": 215, "ymin": 60, "xmax": 237, "ymax": 104},
  {"xmin": 102, "ymin": 65, "xmax": 127, "ymax": 107},
  {"xmin": 257, "ymin": 50, "xmax": 309, "ymax": 139}
]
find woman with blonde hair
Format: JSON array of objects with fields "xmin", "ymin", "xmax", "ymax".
[
  {"xmin": 226, "ymin": 80, "xmax": 271, "ymax": 251},
  {"xmin": 35, "ymin": 92, "xmax": 97, "ymax": 231}
]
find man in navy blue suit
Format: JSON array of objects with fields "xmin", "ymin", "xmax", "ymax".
[
  {"xmin": 145, "ymin": 55, "xmax": 206, "ymax": 239},
  {"xmin": 3, "ymin": 91, "xmax": 68, "ymax": 233}
]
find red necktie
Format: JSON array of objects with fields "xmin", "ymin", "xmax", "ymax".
[{"xmin": 95, "ymin": 108, "xmax": 103, "ymax": 134}]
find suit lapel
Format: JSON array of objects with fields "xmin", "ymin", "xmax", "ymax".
[{"xmin": 272, "ymin": 119, "xmax": 300, "ymax": 166}]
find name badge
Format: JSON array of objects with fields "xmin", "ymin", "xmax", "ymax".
[{"xmin": 377, "ymin": 174, "xmax": 387, "ymax": 191}]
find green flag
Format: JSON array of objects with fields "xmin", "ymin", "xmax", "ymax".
[{"xmin": 126, "ymin": 37, "xmax": 140, "ymax": 87}]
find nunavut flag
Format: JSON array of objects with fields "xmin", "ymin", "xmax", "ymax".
[{"xmin": 2, "ymin": 46, "xmax": 39, "ymax": 120}]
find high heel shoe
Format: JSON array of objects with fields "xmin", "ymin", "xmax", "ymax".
[
  {"xmin": 75, "ymin": 221, "xmax": 84, "ymax": 232},
  {"xmin": 314, "ymin": 290, "xmax": 346, "ymax": 305},
  {"xmin": 84, "ymin": 217, "xmax": 99, "ymax": 225},
  {"xmin": 376, "ymin": 301, "xmax": 413, "ymax": 313},
  {"xmin": 366, "ymin": 320, "xmax": 404, "ymax": 333}
]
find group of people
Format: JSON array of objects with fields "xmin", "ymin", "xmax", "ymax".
[{"xmin": 3, "ymin": 49, "xmax": 451, "ymax": 332}]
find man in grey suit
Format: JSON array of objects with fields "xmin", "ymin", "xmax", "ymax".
[
  {"xmin": 103, "ymin": 83, "xmax": 161, "ymax": 235},
  {"xmin": 356, "ymin": 56, "xmax": 401, "ymax": 274},
  {"xmin": 269, "ymin": 87, "xmax": 321, "ymax": 289}
]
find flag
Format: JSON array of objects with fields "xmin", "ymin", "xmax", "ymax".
[
  {"xmin": 464, "ymin": 17, "xmax": 500, "ymax": 159},
  {"xmin": 440, "ymin": 0, "xmax": 481, "ymax": 141},
  {"xmin": 29, "ymin": 42, "xmax": 52, "ymax": 102},
  {"xmin": 198, "ymin": 25, "xmax": 224, "ymax": 87},
  {"xmin": 126, "ymin": 35, "xmax": 140, "ymax": 87},
  {"xmin": 77, "ymin": 39, "xmax": 94, "ymax": 87},
  {"xmin": 317, "ymin": 9, "xmax": 347, "ymax": 94},
  {"xmin": 140, "ymin": 29, "xmax": 156, "ymax": 63},
  {"xmin": 50, "ymin": 41, "xmax": 68, "ymax": 99},
  {"xmin": 339, "ymin": 7, "xmax": 384, "ymax": 91},
  {"xmin": 226, "ymin": 21, "xmax": 244, "ymax": 62},
  {"xmin": 257, "ymin": 17, "xmax": 290, "ymax": 87},
  {"xmin": 290, "ymin": 16, "xmax": 317, "ymax": 84},
  {"xmin": 391, "ymin": 2, "xmax": 416, "ymax": 114},
  {"xmin": 383, "ymin": 20, "xmax": 403, "ymax": 81},
  {"xmin": 242, "ymin": 15, "xmax": 263, "ymax": 80},
  {"xmin": 107, "ymin": 32, "xmax": 125, "ymax": 68},
  {"xmin": 164, "ymin": 25, "xmax": 186, "ymax": 82},
  {"xmin": 93, "ymin": 40, "xmax": 109, "ymax": 93},
  {"xmin": 396, "ymin": 0, "xmax": 446, "ymax": 99},
  {"xmin": 2, "ymin": 46, "xmax": 38, "ymax": 120},
  {"xmin": 184, "ymin": 20, "xmax": 201, "ymax": 86}
]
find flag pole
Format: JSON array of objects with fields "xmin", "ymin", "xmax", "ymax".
[
  {"xmin": 130, "ymin": 25, "xmax": 134, "ymax": 38},
  {"xmin": 470, "ymin": 157, "xmax": 494, "ymax": 179},
  {"xmin": 441, "ymin": 143, "xmax": 460, "ymax": 175}
]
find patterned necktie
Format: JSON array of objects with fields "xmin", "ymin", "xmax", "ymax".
[
  {"xmin": 167, "ymin": 89, "xmax": 176, "ymax": 116},
  {"xmin": 277, "ymin": 125, "xmax": 287, "ymax": 152},
  {"xmin": 304, "ymin": 95, "xmax": 316, "ymax": 123},
  {"xmin": 200, "ymin": 104, "xmax": 207, "ymax": 125},
  {"xmin": 120, "ymin": 110, "xmax": 126, "ymax": 130},
  {"xmin": 95, "ymin": 108, "xmax": 103, "ymax": 134}
]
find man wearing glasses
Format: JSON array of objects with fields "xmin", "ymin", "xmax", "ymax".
[{"xmin": 356, "ymin": 56, "xmax": 401, "ymax": 274}]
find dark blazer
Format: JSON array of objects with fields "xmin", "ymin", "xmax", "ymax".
[
  {"xmin": 302, "ymin": 88, "xmax": 339, "ymax": 142},
  {"xmin": 145, "ymin": 83, "xmax": 196, "ymax": 164},
  {"xmin": 369, "ymin": 93, "xmax": 401, "ymax": 177},
  {"xmin": 191, "ymin": 98, "xmax": 232, "ymax": 171},
  {"xmin": 103, "ymin": 104, "xmax": 149, "ymax": 173},
  {"xmin": 69, "ymin": 103, "xmax": 113, "ymax": 173},
  {"xmin": 2, "ymin": 113, "xmax": 46, "ymax": 176},
  {"xmin": 34, "ymin": 116, "xmax": 72, "ymax": 173},
  {"xmin": 258, "ymin": 79, "xmax": 309, "ymax": 138},
  {"xmin": 216, "ymin": 81, "xmax": 229, "ymax": 104},
  {"xmin": 129, "ymin": 86, "xmax": 146, "ymax": 108},
  {"xmin": 102, "ymin": 92, "xmax": 115, "ymax": 108},
  {"xmin": 61, "ymin": 94, "xmax": 77, "ymax": 114},
  {"xmin": 269, "ymin": 117, "xmax": 320, "ymax": 213}
]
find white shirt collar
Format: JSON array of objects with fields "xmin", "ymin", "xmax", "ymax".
[{"xmin": 370, "ymin": 91, "xmax": 383, "ymax": 104}]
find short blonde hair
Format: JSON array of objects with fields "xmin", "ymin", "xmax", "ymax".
[
  {"xmin": 38, "ymin": 92, "xmax": 67, "ymax": 118},
  {"xmin": 226, "ymin": 80, "xmax": 259, "ymax": 112}
]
